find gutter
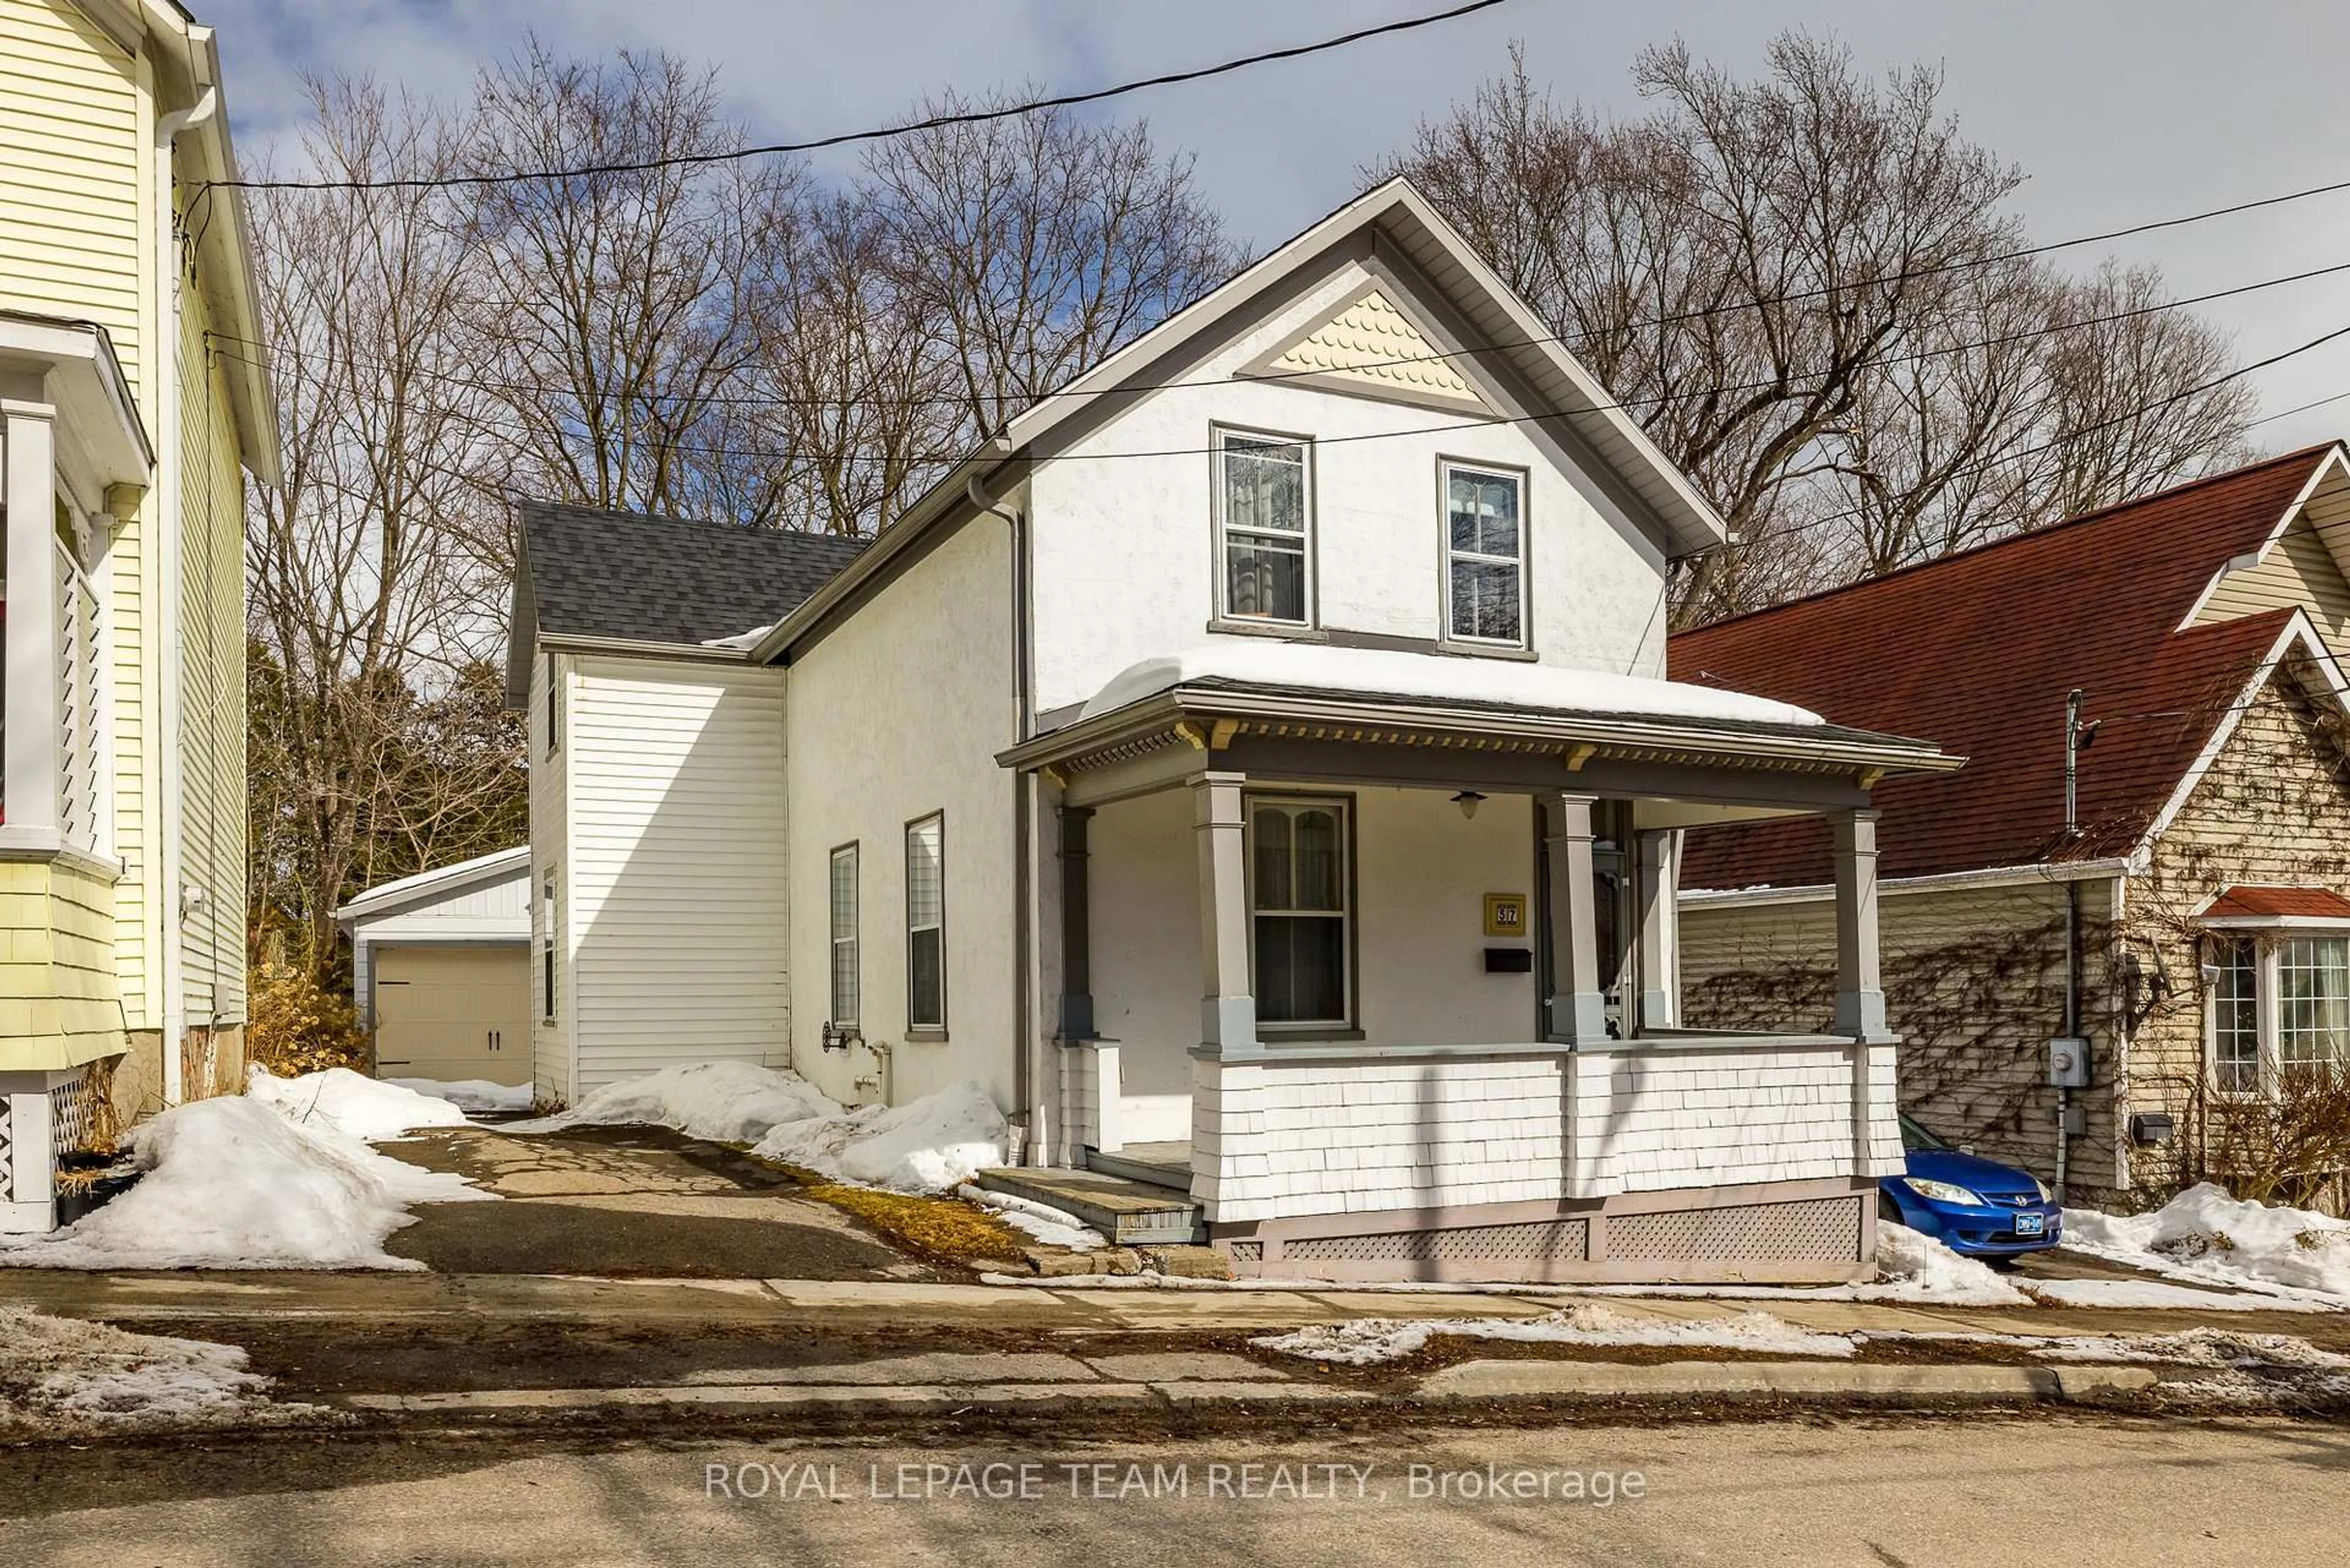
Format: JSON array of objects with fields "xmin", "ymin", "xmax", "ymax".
[{"xmin": 1681, "ymin": 857, "xmax": 2135, "ymax": 911}]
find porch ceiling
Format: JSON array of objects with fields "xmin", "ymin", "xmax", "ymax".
[{"xmin": 999, "ymin": 679, "xmax": 1963, "ymax": 810}]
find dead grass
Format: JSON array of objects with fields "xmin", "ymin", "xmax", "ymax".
[{"xmin": 769, "ymin": 1164, "xmax": 1031, "ymax": 1266}]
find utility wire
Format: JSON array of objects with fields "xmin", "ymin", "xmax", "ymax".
[
  {"xmin": 201, "ymin": 1, "xmax": 1511, "ymax": 192},
  {"xmin": 204, "ymin": 253, "xmax": 2350, "ymax": 419}
]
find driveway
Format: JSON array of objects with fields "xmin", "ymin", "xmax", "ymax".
[{"xmin": 378, "ymin": 1124, "xmax": 949, "ymax": 1282}]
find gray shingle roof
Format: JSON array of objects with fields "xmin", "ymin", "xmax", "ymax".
[{"xmin": 518, "ymin": 501, "xmax": 870, "ymax": 648}]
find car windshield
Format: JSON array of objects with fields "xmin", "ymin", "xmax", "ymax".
[{"xmin": 1898, "ymin": 1114, "xmax": 1952, "ymax": 1153}]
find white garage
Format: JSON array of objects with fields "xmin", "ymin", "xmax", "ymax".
[{"xmin": 339, "ymin": 848, "xmax": 533, "ymax": 1090}]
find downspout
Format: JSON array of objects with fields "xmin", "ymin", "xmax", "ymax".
[
  {"xmin": 153, "ymin": 84, "xmax": 218, "ymax": 1104},
  {"xmin": 968, "ymin": 477, "xmax": 1037, "ymax": 1162},
  {"xmin": 2057, "ymin": 688, "xmax": 2092, "ymax": 1205}
]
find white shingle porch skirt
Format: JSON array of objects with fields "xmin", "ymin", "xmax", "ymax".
[{"xmin": 1181, "ymin": 1036, "xmax": 1905, "ymax": 1284}]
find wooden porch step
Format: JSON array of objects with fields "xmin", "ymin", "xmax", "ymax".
[{"xmin": 970, "ymin": 1165, "xmax": 1202, "ymax": 1246}]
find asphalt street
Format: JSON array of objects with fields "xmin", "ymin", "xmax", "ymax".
[{"xmin": 4, "ymin": 1417, "xmax": 2344, "ymax": 1567}]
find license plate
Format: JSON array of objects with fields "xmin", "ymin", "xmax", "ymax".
[{"xmin": 2015, "ymin": 1212, "xmax": 2045, "ymax": 1237}]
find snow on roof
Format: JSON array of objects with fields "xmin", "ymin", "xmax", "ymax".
[
  {"xmin": 337, "ymin": 845, "xmax": 530, "ymax": 922},
  {"xmin": 1078, "ymin": 642, "xmax": 1825, "ymax": 729}
]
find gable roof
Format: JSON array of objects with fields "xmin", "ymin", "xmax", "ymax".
[
  {"xmin": 1669, "ymin": 447, "xmax": 2350, "ymax": 890},
  {"xmin": 744, "ymin": 176, "xmax": 1733, "ymax": 668},
  {"xmin": 516, "ymin": 500, "xmax": 869, "ymax": 651},
  {"xmin": 337, "ymin": 846, "xmax": 529, "ymax": 925}
]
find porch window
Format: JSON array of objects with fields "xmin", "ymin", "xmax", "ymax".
[
  {"xmin": 1248, "ymin": 796, "xmax": 1351, "ymax": 1026},
  {"xmin": 1443, "ymin": 463, "xmax": 1525, "ymax": 646},
  {"xmin": 829, "ymin": 843, "xmax": 860, "ymax": 1029},
  {"xmin": 1217, "ymin": 430, "xmax": 1311, "ymax": 624},
  {"xmin": 906, "ymin": 815, "xmax": 946, "ymax": 1032}
]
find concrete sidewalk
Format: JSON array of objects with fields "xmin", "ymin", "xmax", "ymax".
[{"xmin": 6, "ymin": 1266, "xmax": 2343, "ymax": 1342}]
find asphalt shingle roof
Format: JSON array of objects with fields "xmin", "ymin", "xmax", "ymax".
[
  {"xmin": 1668, "ymin": 447, "xmax": 2339, "ymax": 889},
  {"xmin": 518, "ymin": 501, "xmax": 870, "ymax": 648}
]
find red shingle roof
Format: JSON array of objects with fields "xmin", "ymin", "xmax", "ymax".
[
  {"xmin": 2199, "ymin": 886, "xmax": 2350, "ymax": 921},
  {"xmin": 1669, "ymin": 448, "xmax": 2340, "ymax": 889}
]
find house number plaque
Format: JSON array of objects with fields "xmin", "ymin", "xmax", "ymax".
[{"xmin": 1483, "ymin": 893, "xmax": 1528, "ymax": 938}]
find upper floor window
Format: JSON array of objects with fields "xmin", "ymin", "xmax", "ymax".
[
  {"xmin": 1444, "ymin": 463, "xmax": 1526, "ymax": 646},
  {"xmin": 1217, "ymin": 430, "xmax": 1311, "ymax": 625}
]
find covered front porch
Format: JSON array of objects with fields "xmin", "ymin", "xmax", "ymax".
[{"xmin": 1003, "ymin": 649, "xmax": 1960, "ymax": 1283}]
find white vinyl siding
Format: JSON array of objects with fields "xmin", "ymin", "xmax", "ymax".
[{"xmin": 564, "ymin": 656, "xmax": 789, "ymax": 1092}]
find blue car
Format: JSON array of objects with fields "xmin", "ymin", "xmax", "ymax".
[{"xmin": 1879, "ymin": 1114, "xmax": 2062, "ymax": 1259}]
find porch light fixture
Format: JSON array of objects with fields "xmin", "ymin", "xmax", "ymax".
[{"xmin": 1451, "ymin": 790, "xmax": 1486, "ymax": 821}]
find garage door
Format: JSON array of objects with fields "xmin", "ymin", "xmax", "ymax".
[{"xmin": 373, "ymin": 946, "xmax": 533, "ymax": 1087}]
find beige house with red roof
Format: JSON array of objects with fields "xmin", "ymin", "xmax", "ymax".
[{"xmin": 1671, "ymin": 446, "xmax": 2350, "ymax": 1206}]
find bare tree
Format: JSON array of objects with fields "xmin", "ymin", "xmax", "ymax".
[
  {"xmin": 245, "ymin": 77, "xmax": 512, "ymax": 980},
  {"xmin": 1387, "ymin": 34, "xmax": 2252, "ymax": 622},
  {"xmin": 862, "ymin": 92, "xmax": 1240, "ymax": 457},
  {"xmin": 461, "ymin": 39, "xmax": 800, "ymax": 520}
]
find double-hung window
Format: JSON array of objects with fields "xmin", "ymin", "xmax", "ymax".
[
  {"xmin": 906, "ymin": 814, "xmax": 946, "ymax": 1034},
  {"xmin": 2207, "ymin": 931, "xmax": 2350, "ymax": 1094},
  {"xmin": 829, "ymin": 844, "xmax": 860, "ymax": 1031},
  {"xmin": 1444, "ymin": 463, "xmax": 1526, "ymax": 646},
  {"xmin": 1217, "ymin": 430, "xmax": 1311, "ymax": 625},
  {"xmin": 1249, "ymin": 797, "xmax": 1351, "ymax": 1028}
]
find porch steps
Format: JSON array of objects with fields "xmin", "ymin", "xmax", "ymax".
[
  {"xmin": 970, "ymin": 1165, "xmax": 1203, "ymax": 1246},
  {"xmin": 1082, "ymin": 1143, "xmax": 1191, "ymax": 1190}
]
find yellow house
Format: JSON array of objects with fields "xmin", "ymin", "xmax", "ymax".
[{"xmin": 0, "ymin": 0, "xmax": 270, "ymax": 1230}]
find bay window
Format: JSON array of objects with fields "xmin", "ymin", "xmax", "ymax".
[
  {"xmin": 1217, "ymin": 430, "xmax": 1311, "ymax": 625},
  {"xmin": 2207, "ymin": 931, "xmax": 2350, "ymax": 1094}
]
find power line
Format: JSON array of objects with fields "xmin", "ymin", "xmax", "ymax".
[
  {"xmin": 202, "ymin": 1, "xmax": 1511, "ymax": 193},
  {"xmin": 206, "ymin": 302, "xmax": 2350, "ymax": 481},
  {"xmin": 206, "ymin": 252, "xmax": 2350, "ymax": 420}
]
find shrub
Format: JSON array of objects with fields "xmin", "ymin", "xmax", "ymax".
[{"xmin": 246, "ymin": 962, "xmax": 369, "ymax": 1077}]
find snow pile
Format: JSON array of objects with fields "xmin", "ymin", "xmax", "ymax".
[
  {"xmin": 957, "ymin": 1184, "xmax": 1106, "ymax": 1250},
  {"xmin": 2063, "ymin": 1184, "xmax": 2350, "ymax": 1304},
  {"xmin": 753, "ymin": 1081, "xmax": 1007, "ymax": 1192},
  {"xmin": 249, "ymin": 1064, "xmax": 469, "ymax": 1140},
  {"xmin": 0, "ymin": 1307, "xmax": 319, "ymax": 1436},
  {"xmin": 505, "ymin": 1060, "xmax": 838, "ymax": 1144},
  {"xmin": 384, "ymin": 1078, "xmax": 535, "ymax": 1115},
  {"xmin": 1080, "ymin": 643, "xmax": 1824, "ymax": 728},
  {"xmin": 702, "ymin": 622, "xmax": 773, "ymax": 650},
  {"xmin": 0, "ymin": 1094, "xmax": 486, "ymax": 1271},
  {"xmin": 1253, "ymin": 1304, "xmax": 1858, "ymax": 1367},
  {"xmin": 1867, "ymin": 1222, "xmax": 2033, "ymax": 1306}
]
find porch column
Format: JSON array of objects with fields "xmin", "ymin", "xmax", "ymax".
[
  {"xmin": 1832, "ymin": 808, "xmax": 1889, "ymax": 1038},
  {"xmin": 2, "ymin": 394, "xmax": 61, "ymax": 836},
  {"xmin": 1193, "ymin": 771, "xmax": 1257, "ymax": 1055},
  {"xmin": 1542, "ymin": 791, "xmax": 1607, "ymax": 1045},
  {"xmin": 1056, "ymin": 805, "xmax": 1095, "ymax": 1041},
  {"xmin": 1634, "ymin": 828, "xmax": 1680, "ymax": 1032}
]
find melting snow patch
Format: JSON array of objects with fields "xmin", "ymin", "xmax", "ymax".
[
  {"xmin": 2018, "ymin": 1278, "xmax": 2316, "ymax": 1312},
  {"xmin": 0, "ymin": 1307, "xmax": 319, "ymax": 1437},
  {"xmin": 1866, "ymin": 1222, "xmax": 2033, "ymax": 1306},
  {"xmin": 384, "ymin": 1078, "xmax": 535, "ymax": 1115},
  {"xmin": 2062, "ymin": 1184, "xmax": 2350, "ymax": 1305},
  {"xmin": 505, "ymin": 1060, "xmax": 838, "ymax": 1144},
  {"xmin": 1252, "ymin": 1305, "xmax": 1859, "ymax": 1367},
  {"xmin": 0, "ymin": 1093, "xmax": 488, "ymax": 1271},
  {"xmin": 956, "ymin": 1184, "xmax": 1106, "ymax": 1250},
  {"xmin": 752, "ymin": 1081, "xmax": 1007, "ymax": 1193},
  {"xmin": 250, "ymin": 1064, "xmax": 469, "ymax": 1140}
]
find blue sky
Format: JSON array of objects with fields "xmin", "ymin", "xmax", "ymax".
[{"xmin": 204, "ymin": 1, "xmax": 2350, "ymax": 450}]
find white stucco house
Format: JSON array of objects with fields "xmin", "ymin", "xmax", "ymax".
[{"xmin": 504, "ymin": 178, "xmax": 1960, "ymax": 1283}]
